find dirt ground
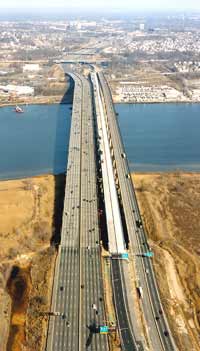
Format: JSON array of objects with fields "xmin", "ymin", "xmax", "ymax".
[
  {"xmin": 0, "ymin": 63, "xmax": 70, "ymax": 107},
  {"xmin": 133, "ymin": 172, "xmax": 200, "ymax": 351},
  {"xmin": 0, "ymin": 175, "xmax": 65, "ymax": 351}
]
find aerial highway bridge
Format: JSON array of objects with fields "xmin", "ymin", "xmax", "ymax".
[
  {"xmin": 46, "ymin": 72, "xmax": 109, "ymax": 351},
  {"xmin": 96, "ymin": 71, "xmax": 177, "ymax": 351},
  {"xmin": 46, "ymin": 67, "xmax": 177, "ymax": 351}
]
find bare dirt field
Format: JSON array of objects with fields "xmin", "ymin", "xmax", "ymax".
[
  {"xmin": 0, "ymin": 174, "xmax": 65, "ymax": 351},
  {"xmin": 133, "ymin": 172, "xmax": 200, "ymax": 351}
]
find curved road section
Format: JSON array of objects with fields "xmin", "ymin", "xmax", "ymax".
[{"xmin": 46, "ymin": 71, "xmax": 108, "ymax": 351}]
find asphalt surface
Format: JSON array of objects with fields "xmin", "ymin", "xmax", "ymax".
[
  {"xmin": 91, "ymin": 72, "xmax": 141, "ymax": 351},
  {"xmin": 111, "ymin": 260, "xmax": 142, "ymax": 351},
  {"xmin": 98, "ymin": 71, "xmax": 177, "ymax": 351},
  {"xmin": 46, "ymin": 71, "xmax": 108, "ymax": 351},
  {"xmin": 46, "ymin": 67, "xmax": 176, "ymax": 351}
]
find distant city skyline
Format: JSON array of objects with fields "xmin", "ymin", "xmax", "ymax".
[{"xmin": 0, "ymin": 0, "xmax": 200, "ymax": 11}]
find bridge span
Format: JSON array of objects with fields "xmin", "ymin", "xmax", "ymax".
[
  {"xmin": 46, "ymin": 72, "xmax": 108, "ymax": 351},
  {"xmin": 97, "ymin": 71, "xmax": 177, "ymax": 351},
  {"xmin": 46, "ymin": 68, "xmax": 177, "ymax": 351},
  {"xmin": 91, "ymin": 72, "xmax": 143, "ymax": 351}
]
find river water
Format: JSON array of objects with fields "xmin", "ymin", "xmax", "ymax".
[
  {"xmin": 0, "ymin": 103, "xmax": 199, "ymax": 180},
  {"xmin": 116, "ymin": 103, "xmax": 200, "ymax": 172},
  {"xmin": 0, "ymin": 104, "xmax": 71, "ymax": 179}
]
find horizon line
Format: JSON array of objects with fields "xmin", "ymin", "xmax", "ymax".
[{"xmin": 0, "ymin": 7, "xmax": 200, "ymax": 12}]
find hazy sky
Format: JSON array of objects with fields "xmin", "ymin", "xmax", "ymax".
[{"xmin": 0, "ymin": 0, "xmax": 200, "ymax": 11}]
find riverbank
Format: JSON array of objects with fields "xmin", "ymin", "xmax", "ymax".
[
  {"xmin": 0, "ymin": 174, "xmax": 65, "ymax": 351},
  {"xmin": 133, "ymin": 172, "xmax": 200, "ymax": 351},
  {"xmin": 0, "ymin": 96, "xmax": 66, "ymax": 108},
  {"xmin": 0, "ymin": 63, "xmax": 73, "ymax": 108},
  {"xmin": 114, "ymin": 99, "xmax": 200, "ymax": 104}
]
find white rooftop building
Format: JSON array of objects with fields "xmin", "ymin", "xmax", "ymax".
[
  {"xmin": 23, "ymin": 64, "xmax": 41, "ymax": 72},
  {"xmin": 0, "ymin": 85, "xmax": 34, "ymax": 96}
]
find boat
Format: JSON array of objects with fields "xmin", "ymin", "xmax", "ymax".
[{"xmin": 14, "ymin": 105, "xmax": 24, "ymax": 113}]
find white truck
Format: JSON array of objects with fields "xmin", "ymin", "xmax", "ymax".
[{"xmin": 137, "ymin": 286, "xmax": 143, "ymax": 299}]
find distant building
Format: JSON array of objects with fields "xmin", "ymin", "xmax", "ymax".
[
  {"xmin": 77, "ymin": 22, "xmax": 82, "ymax": 30},
  {"xmin": 0, "ymin": 85, "xmax": 34, "ymax": 96},
  {"xmin": 0, "ymin": 70, "xmax": 8, "ymax": 76},
  {"xmin": 139, "ymin": 23, "xmax": 145, "ymax": 31},
  {"xmin": 83, "ymin": 21, "xmax": 97, "ymax": 27},
  {"xmin": 23, "ymin": 64, "xmax": 41, "ymax": 72}
]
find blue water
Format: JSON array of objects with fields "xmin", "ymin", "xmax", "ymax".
[
  {"xmin": 0, "ymin": 103, "xmax": 200, "ymax": 180},
  {"xmin": 0, "ymin": 104, "xmax": 71, "ymax": 180},
  {"xmin": 116, "ymin": 103, "xmax": 200, "ymax": 172}
]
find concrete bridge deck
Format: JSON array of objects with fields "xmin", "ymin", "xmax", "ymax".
[{"xmin": 46, "ymin": 72, "xmax": 108, "ymax": 351}]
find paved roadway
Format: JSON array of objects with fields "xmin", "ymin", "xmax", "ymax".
[
  {"xmin": 91, "ymin": 72, "xmax": 125, "ymax": 255},
  {"xmin": 46, "ymin": 71, "xmax": 108, "ymax": 351},
  {"xmin": 91, "ymin": 72, "xmax": 142, "ymax": 351},
  {"xmin": 111, "ymin": 259, "xmax": 143, "ymax": 351},
  {"xmin": 97, "ymin": 72, "xmax": 177, "ymax": 351}
]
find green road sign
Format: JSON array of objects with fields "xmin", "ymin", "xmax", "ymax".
[
  {"xmin": 121, "ymin": 253, "xmax": 129, "ymax": 260},
  {"xmin": 144, "ymin": 251, "xmax": 154, "ymax": 258},
  {"xmin": 100, "ymin": 326, "xmax": 109, "ymax": 334}
]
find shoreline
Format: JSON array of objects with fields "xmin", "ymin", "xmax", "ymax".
[
  {"xmin": 0, "ymin": 170, "xmax": 199, "ymax": 183},
  {"xmin": 0, "ymin": 98, "xmax": 68, "ymax": 108},
  {"xmin": 132, "ymin": 170, "xmax": 200, "ymax": 175},
  {"xmin": 0, "ymin": 101, "xmax": 61, "ymax": 108},
  {"xmin": 114, "ymin": 99, "xmax": 200, "ymax": 104},
  {"xmin": 1, "ymin": 98, "xmax": 200, "ymax": 109},
  {"xmin": 0, "ymin": 172, "xmax": 66, "ymax": 182}
]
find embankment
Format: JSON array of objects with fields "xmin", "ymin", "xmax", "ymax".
[
  {"xmin": 0, "ymin": 174, "xmax": 65, "ymax": 351},
  {"xmin": 133, "ymin": 172, "xmax": 200, "ymax": 351}
]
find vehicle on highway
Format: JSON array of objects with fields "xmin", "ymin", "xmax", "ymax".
[
  {"xmin": 136, "ymin": 219, "xmax": 142, "ymax": 228},
  {"xmin": 92, "ymin": 303, "xmax": 97, "ymax": 311},
  {"xmin": 53, "ymin": 312, "xmax": 61, "ymax": 316},
  {"xmin": 137, "ymin": 286, "xmax": 143, "ymax": 299},
  {"xmin": 164, "ymin": 330, "xmax": 169, "ymax": 337}
]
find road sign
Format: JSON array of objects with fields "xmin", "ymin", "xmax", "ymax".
[
  {"xmin": 143, "ymin": 251, "xmax": 154, "ymax": 258},
  {"xmin": 100, "ymin": 326, "xmax": 109, "ymax": 334},
  {"xmin": 121, "ymin": 253, "xmax": 129, "ymax": 260}
]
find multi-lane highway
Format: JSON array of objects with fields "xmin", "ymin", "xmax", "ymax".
[
  {"xmin": 91, "ymin": 72, "xmax": 143, "ymax": 351},
  {"xmin": 97, "ymin": 71, "xmax": 177, "ymax": 351},
  {"xmin": 46, "ymin": 71, "xmax": 108, "ymax": 351},
  {"xmin": 46, "ymin": 66, "xmax": 177, "ymax": 351}
]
